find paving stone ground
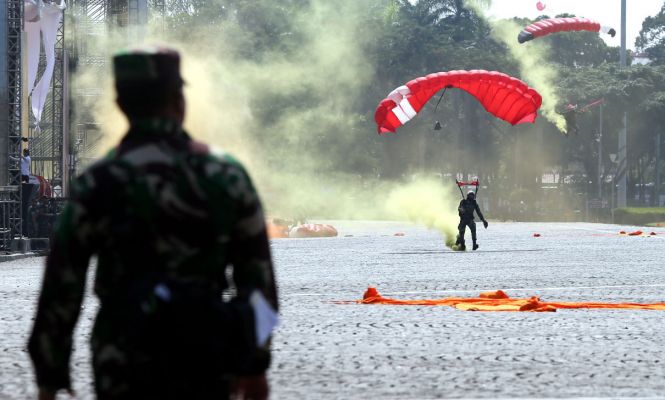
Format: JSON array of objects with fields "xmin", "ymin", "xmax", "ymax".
[{"xmin": 1, "ymin": 222, "xmax": 665, "ymax": 399}]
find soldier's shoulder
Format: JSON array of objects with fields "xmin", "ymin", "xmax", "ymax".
[
  {"xmin": 70, "ymin": 147, "xmax": 133, "ymax": 195},
  {"xmin": 187, "ymin": 140, "xmax": 259, "ymax": 203},
  {"xmin": 188, "ymin": 140, "xmax": 248, "ymax": 174}
]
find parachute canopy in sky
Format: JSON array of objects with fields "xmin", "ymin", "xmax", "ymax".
[
  {"xmin": 375, "ymin": 70, "xmax": 542, "ymax": 134},
  {"xmin": 518, "ymin": 17, "xmax": 616, "ymax": 44}
]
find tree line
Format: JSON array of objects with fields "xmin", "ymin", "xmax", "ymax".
[{"xmin": 159, "ymin": 0, "xmax": 665, "ymax": 219}]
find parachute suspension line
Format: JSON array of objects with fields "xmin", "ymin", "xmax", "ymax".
[
  {"xmin": 455, "ymin": 179, "xmax": 465, "ymax": 199},
  {"xmin": 433, "ymin": 86, "xmax": 452, "ymax": 131},
  {"xmin": 433, "ymin": 86, "xmax": 451, "ymax": 114}
]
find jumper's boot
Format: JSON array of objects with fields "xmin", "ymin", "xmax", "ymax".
[
  {"xmin": 472, "ymin": 241, "xmax": 479, "ymax": 251},
  {"xmin": 456, "ymin": 234, "xmax": 466, "ymax": 250},
  {"xmin": 456, "ymin": 235, "xmax": 465, "ymax": 251}
]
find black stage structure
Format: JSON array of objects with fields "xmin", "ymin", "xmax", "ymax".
[{"xmin": 1, "ymin": 0, "xmax": 168, "ymax": 252}]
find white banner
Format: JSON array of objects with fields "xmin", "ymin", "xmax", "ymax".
[{"xmin": 25, "ymin": 0, "xmax": 66, "ymax": 131}]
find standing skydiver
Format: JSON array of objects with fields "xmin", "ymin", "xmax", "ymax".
[{"xmin": 456, "ymin": 191, "xmax": 488, "ymax": 251}]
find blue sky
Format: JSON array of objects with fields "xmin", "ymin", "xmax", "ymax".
[{"xmin": 487, "ymin": 0, "xmax": 664, "ymax": 49}]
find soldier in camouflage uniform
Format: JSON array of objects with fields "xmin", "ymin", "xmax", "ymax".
[{"xmin": 28, "ymin": 47, "xmax": 278, "ymax": 400}]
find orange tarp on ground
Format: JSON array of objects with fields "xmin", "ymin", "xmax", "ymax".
[
  {"xmin": 267, "ymin": 222, "xmax": 289, "ymax": 239},
  {"xmin": 357, "ymin": 287, "xmax": 665, "ymax": 312}
]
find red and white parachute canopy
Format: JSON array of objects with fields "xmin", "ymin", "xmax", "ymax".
[
  {"xmin": 375, "ymin": 70, "xmax": 542, "ymax": 134},
  {"xmin": 518, "ymin": 17, "xmax": 616, "ymax": 44}
]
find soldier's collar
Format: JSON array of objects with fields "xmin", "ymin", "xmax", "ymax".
[{"xmin": 128, "ymin": 117, "xmax": 183, "ymax": 136}]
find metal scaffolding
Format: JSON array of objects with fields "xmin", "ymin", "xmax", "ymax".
[
  {"xmin": 1, "ymin": 0, "xmax": 24, "ymax": 250},
  {"xmin": 68, "ymin": 0, "xmax": 108, "ymax": 172},
  {"xmin": 68, "ymin": 0, "xmax": 154, "ymax": 172},
  {"xmin": 0, "ymin": 0, "xmax": 176, "ymax": 253},
  {"xmin": 0, "ymin": 0, "xmax": 176, "ymax": 251}
]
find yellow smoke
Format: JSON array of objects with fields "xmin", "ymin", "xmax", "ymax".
[
  {"xmin": 385, "ymin": 179, "xmax": 459, "ymax": 248},
  {"xmin": 72, "ymin": 1, "xmax": 434, "ymax": 223},
  {"xmin": 76, "ymin": 30, "xmax": 263, "ymax": 168},
  {"xmin": 70, "ymin": 1, "xmax": 469, "ymax": 238},
  {"xmin": 465, "ymin": 1, "xmax": 567, "ymax": 132}
]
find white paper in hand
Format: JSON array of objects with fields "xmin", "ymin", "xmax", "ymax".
[{"xmin": 250, "ymin": 291, "xmax": 279, "ymax": 347}]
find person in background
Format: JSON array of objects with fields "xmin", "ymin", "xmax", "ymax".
[
  {"xmin": 21, "ymin": 148, "xmax": 31, "ymax": 183},
  {"xmin": 10, "ymin": 147, "xmax": 31, "ymax": 183}
]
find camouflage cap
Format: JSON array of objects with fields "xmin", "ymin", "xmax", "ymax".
[{"xmin": 113, "ymin": 45, "xmax": 184, "ymax": 88}]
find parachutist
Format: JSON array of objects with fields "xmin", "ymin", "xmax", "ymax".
[
  {"xmin": 517, "ymin": 17, "xmax": 616, "ymax": 44},
  {"xmin": 456, "ymin": 191, "xmax": 488, "ymax": 251}
]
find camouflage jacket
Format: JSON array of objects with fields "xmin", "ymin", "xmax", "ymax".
[{"xmin": 28, "ymin": 118, "xmax": 278, "ymax": 390}]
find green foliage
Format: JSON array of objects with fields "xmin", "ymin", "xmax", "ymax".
[
  {"xmin": 619, "ymin": 207, "xmax": 665, "ymax": 214},
  {"xmin": 614, "ymin": 207, "xmax": 665, "ymax": 225},
  {"xmin": 636, "ymin": 3, "xmax": 665, "ymax": 65}
]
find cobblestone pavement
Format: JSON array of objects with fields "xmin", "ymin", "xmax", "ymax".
[{"xmin": 2, "ymin": 222, "xmax": 665, "ymax": 399}]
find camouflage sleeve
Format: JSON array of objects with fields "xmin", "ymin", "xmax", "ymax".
[
  {"xmin": 221, "ymin": 162, "xmax": 277, "ymax": 374},
  {"xmin": 27, "ymin": 180, "xmax": 94, "ymax": 390},
  {"xmin": 226, "ymin": 164, "xmax": 278, "ymax": 311}
]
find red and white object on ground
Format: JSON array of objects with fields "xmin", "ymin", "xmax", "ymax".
[{"xmin": 289, "ymin": 224, "xmax": 338, "ymax": 238}]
